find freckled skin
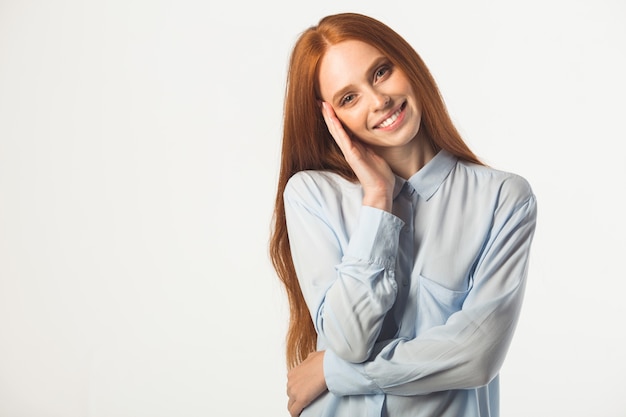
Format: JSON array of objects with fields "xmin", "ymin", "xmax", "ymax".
[
  {"xmin": 317, "ymin": 40, "xmax": 422, "ymax": 151},
  {"xmin": 317, "ymin": 40, "xmax": 435, "ymax": 180}
]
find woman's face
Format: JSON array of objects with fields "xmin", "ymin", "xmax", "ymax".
[{"xmin": 317, "ymin": 40, "xmax": 423, "ymax": 150}]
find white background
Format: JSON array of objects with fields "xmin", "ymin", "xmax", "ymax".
[{"xmin": 1, "ymin": 1, "xmax": 624, "ymax": 416}]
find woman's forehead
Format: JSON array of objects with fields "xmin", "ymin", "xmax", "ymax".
[{"xmin": 318, "ymin": 40, "xmax": 385, "ymax": 99}]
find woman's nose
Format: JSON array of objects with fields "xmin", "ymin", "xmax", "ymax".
[{"xmin": 371, "ymin": 90, "xmax": 391, "ymax": 111}]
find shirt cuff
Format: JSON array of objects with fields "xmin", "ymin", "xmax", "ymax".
[
  {"xmin": 343, "ymin": 206, "xmax": 404, "ymax": 269},
  {"xmin": 324, "ymin": 349, "xmax": 383, "ymax": 396}
]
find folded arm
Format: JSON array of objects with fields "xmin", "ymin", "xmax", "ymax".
[
  {"xmin": 325, "ymin": 193, "xmax": 538, "ymax": 396},
  {"xmin": 284, "ymin": 173, "xmax": 404, "ymax": 363}
]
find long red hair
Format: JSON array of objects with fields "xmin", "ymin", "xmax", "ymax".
[{"xmin": 270, "ymin": 12, "xmax": 482, "ymax": 369}]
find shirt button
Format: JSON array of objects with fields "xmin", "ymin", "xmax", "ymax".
[{"xmin": 402, "ymin": 278, "xmax": 409, "ymax": 287}]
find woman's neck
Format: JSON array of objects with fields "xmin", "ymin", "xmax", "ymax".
[{"xmin": 374, "ymin": 131, "xmax": 436, "ymax": 179}]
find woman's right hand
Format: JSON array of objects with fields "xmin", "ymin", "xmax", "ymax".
[{"xmin": 321, "ymin": 102, "xmax": 395, "ymax": 212}]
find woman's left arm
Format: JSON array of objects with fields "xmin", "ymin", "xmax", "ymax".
[{"xmin": 324, "ymin": 191, "xmax": 538, "ymax": 396}]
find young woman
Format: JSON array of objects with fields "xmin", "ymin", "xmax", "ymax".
[{"xmin": 270, "ymin": 12, "xmax": 537, "ymax": 417}]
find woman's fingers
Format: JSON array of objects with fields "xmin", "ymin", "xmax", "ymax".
[
  {"xmin": 286, "ymin": 351, "xmax": 327, "ymax": 416},
  {"xmin": 321, "ymin": 102, "xmax": 370, "ymax": 167},
  {"xmin": 321, "ymin": 102, "xmax": 351, "ymax": 154},
  {"xmin": 320, "ymin": 101, "xmax": 394, "ymax": 211}
]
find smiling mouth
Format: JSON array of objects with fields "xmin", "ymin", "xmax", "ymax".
[{"xmin": 376, "ymin": 102, "xmax": 406, "ymax": 129}]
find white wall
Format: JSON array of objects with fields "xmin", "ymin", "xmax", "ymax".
[{"xmin": 0, "ymin": 1, "xmax": 624, "ymax": 416}]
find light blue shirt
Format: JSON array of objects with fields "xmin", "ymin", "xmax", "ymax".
[{"xmin": 284, "ymin": 150, "xmax": 537, "ymax": 417}]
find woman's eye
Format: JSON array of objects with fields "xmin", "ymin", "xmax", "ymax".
[
  {"xmin": 340, "ymin": 94, "xmax": 355, "ymax": 106},
  {"xmin": 375, "ymin": 65, "xmax": 391, "ymax": 80}
]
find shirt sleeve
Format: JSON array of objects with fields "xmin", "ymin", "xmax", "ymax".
[
  {"xmin": 324, "ymin": 190, "xmax": 538, "ymax": 395},
  {"xmin": 284, "ymin": 173, "xmax": 405, "ymax": 363}
]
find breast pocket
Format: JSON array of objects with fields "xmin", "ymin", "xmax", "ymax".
[{"xmin": 416, "ymin": 274, "xmax": 471, "ymax": 333}]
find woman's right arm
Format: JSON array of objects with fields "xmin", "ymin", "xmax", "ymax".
[
  {"xmin": 285, "ymin": 101, "xmax": 401, "ymax": 363},
  {"xmin": 284, "ymin": 173, "xmax": 403, "ymax": 363}
]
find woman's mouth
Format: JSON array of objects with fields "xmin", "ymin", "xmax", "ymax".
[{"xmin": 375, "ymin": 102, "xmax": 406, "ymax": 129}]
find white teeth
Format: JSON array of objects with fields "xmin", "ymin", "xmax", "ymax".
[{"xmin": 378, "ymin": 107, "xmax": 402, "ymax": 128}]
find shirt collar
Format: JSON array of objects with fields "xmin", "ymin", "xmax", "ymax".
[{"xmin": 392, "ymin": 150, "xmax": 458, "ymax": 201}]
